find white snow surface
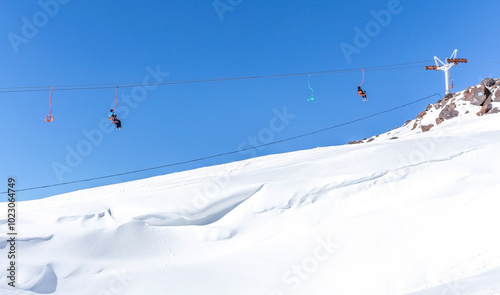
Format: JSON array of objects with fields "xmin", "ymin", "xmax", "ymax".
[{"xmin": 2, "ymin": 88, "xmax": 500, "ymax": 295}]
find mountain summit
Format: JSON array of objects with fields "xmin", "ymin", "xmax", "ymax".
[{"xmin": 350, "ymin": 78, "xmax": 500, "ymax": 144}]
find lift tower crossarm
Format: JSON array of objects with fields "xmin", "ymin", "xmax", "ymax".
[
  {"xmin": 433, "ymin": 49, "xmax": 458, "ymax": 95},
  {"xmin": 425, "ymin": 49, "xmax": 467, "ymax": 94}
]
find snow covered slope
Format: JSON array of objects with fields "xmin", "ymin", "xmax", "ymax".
[{"xmin": 1, "ymin": 83, "xmax": 500, "ymax": 295}]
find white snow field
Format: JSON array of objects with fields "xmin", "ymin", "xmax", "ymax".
[{"xmin": 1, "ymin": 85, "xmax": 500, "ymax": 295}]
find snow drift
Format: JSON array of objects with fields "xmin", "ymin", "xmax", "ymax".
[{"xmin": 1, "ymin": 80, "xmax": 500, "ymax": 295}]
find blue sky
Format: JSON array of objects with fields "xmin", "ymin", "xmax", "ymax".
[{"xmin": 1, "ymin": 0, "xmax": 499, "ymax": 201}]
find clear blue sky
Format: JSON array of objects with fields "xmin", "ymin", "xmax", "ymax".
[{"xmin": 1, "ymin": 0, "xmax": 499, "ymax": 201}]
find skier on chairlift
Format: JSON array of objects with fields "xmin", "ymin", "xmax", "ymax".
[
  {"xmin": 358, "ymin": 86, "xmax": 367, "ymax": 101},
  {"xmin": 109, "ymin": 109, "xmax": 122, "ymax": 130}
]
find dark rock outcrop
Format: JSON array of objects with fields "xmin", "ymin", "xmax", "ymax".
[
  {"xmin": 412, "ymin": 111, "xmax": 427, "ymax": 130},
  {"xmin": 464, "ymin": 86, "xmax": 485, "ymax": 106},
  {"xmin": 416, "ymin": 111, "xmax": 426, "ymax": 119},
  {"xmin": 482, "ymin": 78, "xmax": 496, "ymax": 87},
  {"xmin": 494, "ymin": 89, "xmax": 500, "ymax": 102},
  {"xmin": 348, "ymin": 140, "xmax": 363, "ymax": 145},
  {"xmin": 412, "ymin": 122, "xmax": 418, "ymax": 131},
  {"xmin": 438, "ymin": 102, "xmax": 459, "ymax": 122},
  {"xmin": 421, "ymin": 124, "xmax": 434, "ymax": 132}
]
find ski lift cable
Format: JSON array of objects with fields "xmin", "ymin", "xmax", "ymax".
[
  {"xmin": 0, "ymin": 92, "xmax": 442, "ymax": 195},
  {"xmin": 0, "ymin": 61, "xmax": 432, "ymax": 94},
  {"xmin": 468, "ymin": 58, "xmax": 500, "ymax": 65},
  {"xmin": 2, "ymin": 58, "xmax": 497, "ymax": 95},
  {"xmin": 462, "ymin": 66, "xmax": 500, "ymax": 71}
]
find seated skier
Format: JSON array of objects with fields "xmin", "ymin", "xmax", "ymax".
[
  {"xmin": 109, "ymin": 109, "xmax": 122, "ymax": 130},
  {"xmin": 358, "ymin": 86, "xmax": 367, "ymax": 101}
]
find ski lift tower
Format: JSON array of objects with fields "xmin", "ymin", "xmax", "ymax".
[{"xmin": 425, "ymin": 49, "xmax": 468, "ymax": 94}]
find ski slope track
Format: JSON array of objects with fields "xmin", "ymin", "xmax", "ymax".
[{"xmin": 2, "ymin": 81, "xmax": 500, "ymax": 294}]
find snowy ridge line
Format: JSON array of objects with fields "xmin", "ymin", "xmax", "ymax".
[{"xmin": 0, "ymin": 92, "xmax": 441, "ymax": 195}]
